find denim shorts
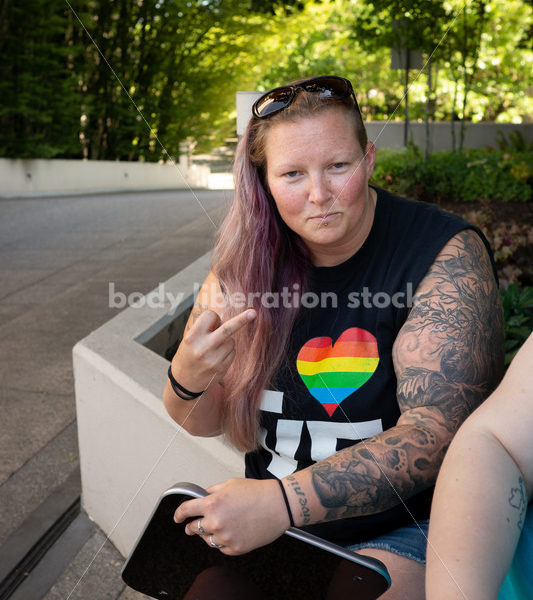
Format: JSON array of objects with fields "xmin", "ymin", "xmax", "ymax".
[{"xmin": 344, "ymin": 519, "xmax": 429, "ymax": 565}]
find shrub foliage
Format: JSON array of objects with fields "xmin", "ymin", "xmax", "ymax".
[{"xmin": 372, "ymin": 146, "xmax": 532, "ymax": 204}]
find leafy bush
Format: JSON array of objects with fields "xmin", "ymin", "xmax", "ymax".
[
  {"xmin": 372, "ymin": 146, "xmax": 532, "ymax": 367},
  {"xmin": 461, "ymin": 209, "xmax": 533, "ymax": 287},
  {"xmin": 495, "ymin": 130, "xmax": 533, "ymax": 153},
  {"xmin": 499, "ymin": 284, "xmax": 533, "ymax": 367},
  {"xmin": 371, "ymin": 147, "xmax": 532, "ymax": 203}
]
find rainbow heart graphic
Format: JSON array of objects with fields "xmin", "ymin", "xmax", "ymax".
[{"xmin": 296, "ymin": 328, "xmax": 379, "ymax": 417}]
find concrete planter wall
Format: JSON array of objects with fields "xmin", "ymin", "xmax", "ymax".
[
  {"xmin": 74, "ymin": 252, "xmax": 243, "ymax": 557},
  {"xmin": 0, "ymin": 157, "xmax": 210, "ymax": 198}
]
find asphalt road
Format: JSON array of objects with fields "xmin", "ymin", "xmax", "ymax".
[{"xmin": 0, "ymin": 188, "xmax": 231, "ymax": 547}]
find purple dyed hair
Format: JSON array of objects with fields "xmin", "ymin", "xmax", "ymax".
[{"xmin": 212, "ymin": 78, "xmax": 367, "ymax": 451}]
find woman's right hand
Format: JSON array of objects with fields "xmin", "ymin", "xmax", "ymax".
[{"xmin": 170, "ymin": 307, "xmax": 257, "ymax": 395}]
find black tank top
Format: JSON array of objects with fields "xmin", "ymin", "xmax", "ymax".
[{"xmin": 245, "ymin": 187, "xmax": 495, "ymax": 544}]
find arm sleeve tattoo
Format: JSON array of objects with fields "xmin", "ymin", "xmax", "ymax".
[{"xmin": 309, "ymin": 229, "xmax": 505, "ymax": 521}]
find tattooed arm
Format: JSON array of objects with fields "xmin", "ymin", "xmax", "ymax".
[
  {"xmin": 426, "ymin": 332, "xmax": 533, "ymax": 600},
  {"xmin": 283, "ymin": 229, "xmax": 504, "ymax": 525}
]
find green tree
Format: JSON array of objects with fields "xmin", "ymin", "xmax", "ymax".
[
  {"xmin": 0, "ymin": 0, "xmax": 81, "ymax": 158},
  {"xmin": 442, "ymin": 0, "xmax": 490, "ymax": 151},
  {"xmin": 1, "ymin": 0, "xmax": 531, "ymax": 161},
  {"xmin": 347, "ymin": 0, "xmax": 532, "ymax": 148},
  {"xmin": 73, "ymin": 0, "xmax": 279, "ymax": 160},
  {"xmin": 349, "ymin": 0, "xmax": 448, "ymax": 153},
  {"xmin": 255, "ymin": 0, "xmax": 401, "ymax": 120},
  {"xmin": 435, "ymin": 0, "xmax": 533, "ymax": 126}
]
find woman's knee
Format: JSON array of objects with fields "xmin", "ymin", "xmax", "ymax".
[{"xmin": 356, "ymin": 548, "xmax": 426, "ymax": 600}]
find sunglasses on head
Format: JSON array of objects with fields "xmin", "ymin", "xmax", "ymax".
[{"xmin": 252, "ymin": 75, "xmax": 359, "ymax": 119}]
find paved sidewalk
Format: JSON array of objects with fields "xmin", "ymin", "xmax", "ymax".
[{"xmin": 0, "ymin": 188, "xmax": 231, "ymax": 598}]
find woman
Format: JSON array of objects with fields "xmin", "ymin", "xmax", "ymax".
[
  {"xmin": 163, "ymin": 75, "xmax": 504, "ymax": 599},
  {"xmin": 426, "ymin": 331, "xmax": 533, "ymax": 600}
]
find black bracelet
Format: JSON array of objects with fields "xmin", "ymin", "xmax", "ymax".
[
  {"xmin": 277, "ymin": 479, "xmax": 295, "ymax": 528},
  {"xmin": 167, "ymin": 365, "xmax": 204, "ymax": 400}
]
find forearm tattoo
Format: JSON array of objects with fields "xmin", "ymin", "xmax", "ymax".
[
  {"xmin": 310, "ymin": 230, "xmax": 505, "ymax": 520},
  {"xmin": 508, "ymin": 476, "xmax": 527, "ymax": 530},
  {"xmin": 286, "ymin": 475, "xmax": 312, "ymax": 525},
  {"xmin": 310, "ymin": 425, "xmax": 442, "ymax": 519}
]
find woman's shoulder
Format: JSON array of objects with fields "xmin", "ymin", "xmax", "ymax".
[
  {"xmin": 376, "ymin": 186, "xmax": 468, "ymax": 227},
  {"xmin": 373, "ymin": 186, "xmax": 474, "ymax": 259}
]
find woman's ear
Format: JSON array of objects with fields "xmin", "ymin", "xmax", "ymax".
[{"xmin": 364, "ymin": 141, "xmax": 376, "ymax": 180}]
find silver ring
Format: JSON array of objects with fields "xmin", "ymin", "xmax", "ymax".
[
  {"xmin": 209, "ymin": 534, "xmax": 222, "ymax": 549},
  {"xmin": 197, "ymin": 519, "xmax": 205, "ymax": 535}
]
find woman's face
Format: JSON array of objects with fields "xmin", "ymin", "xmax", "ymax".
[{"xmin": 264, "ymin": 108, "xmax": 376, "ymax": 266}]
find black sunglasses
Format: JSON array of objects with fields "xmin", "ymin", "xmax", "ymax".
[{"xmin": 252, "ymin": 75, "xmax": 359, "ymax": 119}]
